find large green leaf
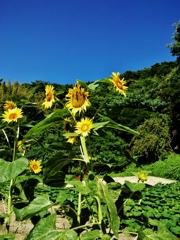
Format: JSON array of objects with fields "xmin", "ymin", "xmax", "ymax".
[
  {"xmin": 81, "ymin": 230, "xmax": 100, "ymax": 240},
  {"xmin": 43, "ymin": 152, "xmax": 76, "ymax": 177},
  {"xmin": 138, "ymin": 222, "xmax": 178, "ymax": 240},
  {"xmin": 125, "ymin": 181, "xmax": 145, "ymax": 193},
  {"xmin": 0, "ymin": 157, "xmax": 28, "ymax": 182},
  {"xmin": 97, "ymin": 180, "xmax": 120, "ymax": 238},
  {"xmin": 26, "ymin": 214, "xmax": 77, "ymax": 240},
  {"xmin": 14, "ymin": 195, "xmax": 53, "ymax": 221},
  {"xmin": 98, "ymin": 114, "xmax": 140, "ymax": 136},
  {"xmin": 43, "ymin": 152, "xmax": 76, "ymax": 187},
  {"xmin": 25, "ymin": 108, "xmax": 70, "ymax": 136},
  {"xmin": 44, "ymin": 171, "xmax": 65, "ymax": 187}
]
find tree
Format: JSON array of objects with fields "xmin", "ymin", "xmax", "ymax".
[
  {"xmin": 168, "ymin": 20, "xmax": 180, "ymax": 63},
  {"xmin": 130, "ymin": 115, "xmax": 171, "ymax": 164}
]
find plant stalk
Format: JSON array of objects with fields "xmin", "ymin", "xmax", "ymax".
[{"xmin": 5, "ymin": 124, "xmax": 20, "ymax": 235}]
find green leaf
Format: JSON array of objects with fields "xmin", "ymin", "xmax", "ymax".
[
  {"xmin": 0, "ymin": 157, "xmax": 28, "ymax": 182},
  {"xmin": 43, "ymin": 152, "xmax": 75, "ymax": 187},
  {"xmin": 44, "ymin": 171, "xmax": 65, "ymax": 187},
  {"xmin": 56, "ymin": 191, "xmax": 68, "ymax": 204},
  {"xmin": 81, "ymin": 230, "xmax": 100, "ymax": 240},
  {"xmin": 93, "ymin": 121, "xmax": 109, "ymax": 130},
  {"xmin": 26, "ymin": 214, "xmax": 77, "ymax": 240},
  {"xmin": 14, "ymin": 195, "xmax": 53, "ymax": 221},
  {"xmin": 88, "ymin": 81, "xmax": 99, "ymax": 90},
  {"xmin": 98, "ymin": 114, "xmax": 140, "ymax": 136},
  {"xmin": 25, "ymin": 108, "xmax": 70, "ymax": 136},
  {"xmin": 76, "ymin": 79, "xmax": 88, "ymax": 88},
  {"xmin": 125, "ymin": 181, "xmax": 145, "ymax": 193},
  {"xmin": 138, "ymin": 222, "xmax": 178, "ymax": 240},
  {"xmin": 97, "ymin": 180, "xmax": 120, "ymax": 238},
  {"xmin": 45, "ymin": 142, "xmax": 72, "ymax": 150},
  {"xmin": 63, "ymin": 132, "xmax": 79, "ymax": 137},
  {"xmin": 66, "ymin": 180, "xmax": 91, "ymax": 195},
  {"xmin": 170, "ymin": 226, "xmax": 180, "ymax": 235},
  {"xmin": 0, "ymin": 233, "xmax": 15, "ymax": 240}
]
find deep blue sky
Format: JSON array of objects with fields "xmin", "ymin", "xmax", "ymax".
[{"xmin": 1, "ymin": 0, "xmax": 180, "ymax": 85}]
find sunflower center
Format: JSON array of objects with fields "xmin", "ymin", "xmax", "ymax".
[
  {"xmin": 72, "ymin": 92, "xmax": 86, "ymax": 108},
  {"xmin": 81, "ymin": 124, "xmax": 88, "ymax": 132},
  {"xmin": 32, "ymin": 164, "xmax": 38, "ymax": 170},
  {"xmin": 46, "ymin": 92, "xmax": 53, "ymax": 101},
  {"xmin": 117, "ymin": 80, "xmax": 123, "ymax": 89},
  {"xmin": 9, "ymin": 113, "xmax": 17, "ymax": 120}
]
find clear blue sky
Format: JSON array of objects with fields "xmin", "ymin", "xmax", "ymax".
[{"xmin": 0, "ymin": 0, "xmax": 180, "ymax": 85}]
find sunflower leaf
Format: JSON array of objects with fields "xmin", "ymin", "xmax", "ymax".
[
  {"xmin": 98, "ymin": 114, "xmax": 140, "ymax": 136},
  {"xmin": 14, "ymin": 195, "xmax": 53, "ymax": 221},
  {"xmin": 93, "ymin": 121, "xmax": 109, "ymax": 130},
  {"xmin": 0, "ymin": 157, "xmax": 28, "ymax": 182},
  {"xmin": 25, "ymin": 109, "xmax": 70, "ymax": 136},
  {"xmin": 63, "ymin": 132, "xmax": 79, "ymax": 137}
]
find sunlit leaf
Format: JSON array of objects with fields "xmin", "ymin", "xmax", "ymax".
[
  {"xmin": 76, "ymin": 79, "xmax": 88, "ymax": 88},
  {"xmin": 63, "ymin": 132, "xmax": 79, "ymax": 137},
  {"xmin": 26, "ymin": 214, "xmax": 77, "ymax": 240},
  {"xmin": 0, "ymin": 157, "xmax": 28, "ymax": 182},
  {"xmin": 93, "ymin": 121, "xmax": 109, "ymax": 130},
  {"xmin": 14, "ymin": 195, "xmax": 53, "ymax": 221},
  {"xmin": 97, "ymin": 180, "xmax": 120, "ymax": 238},
  {"xmin": 81, "ymin": 230, "xmax": 100, "ymax": 240},
  {"xmin": 138, "ymin": 222, "xmax": 178, "ymax": 240},
  {"xmin": 66, "ymin": 180, "xmax": 91, "ymax": 195},
  {"xmin": 125, "ymin": 181, "xmax": 145, "ymax": 193}
]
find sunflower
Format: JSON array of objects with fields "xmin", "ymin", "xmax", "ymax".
[
  {"xmin": 2, "ymin": 108, "xmax": 23, "ymax": 123},
  {"xmin": 17, "ymin": 140, "xmax": 25, "ymax": 153},
  {"xmin": 75, "ymin": 117, "xmax": 93, "ymax": 137},
  {"xmin": 29, "ymin": 160, "xmax": 42, "ymax": 174},
  {"xmin": 63, "ymin": 118, "xmax": 77, "ymax": 144},
  {"xmin": 4, "ymin": 100, "xmax": 16, "ymax": 111},
  {"xmin": 138, "ymin": 171, "xmax": 148, "ymax": 182},
  {"xmin": 65, "ymin": 83, "xmax": 90, "ymax": 115},
  {"xmin": 42, "ymin": 85, "xmax": 55, "ymax": 109},
  {"xmin": 110, "ymin": 72, "xmax": 128, "ymax": 96},
  {"xmin": 63, "ymin": 117, "xmax": 74, "ymax": 132},
  {"xmin": 66, "ymin": 136, "xmax": 77, "ymax": 144}
]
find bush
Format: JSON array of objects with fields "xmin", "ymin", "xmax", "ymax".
[{"xmin": 130, "ymin": 115, "xmax": 171, "ymax": 164}]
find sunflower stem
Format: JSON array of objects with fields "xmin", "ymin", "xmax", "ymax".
[
  {"xmin": 5, "ymin": 124, "xmax": 20, "ymax": 235},
  {"xmin": 80, "ymin": 136, "xmax": 91, "ymax": 170},
  {"xmin": 77, "ymin": 192, "xmax": 82, "ymax": 224}
]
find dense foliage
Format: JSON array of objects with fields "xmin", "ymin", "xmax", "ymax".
[{"xmin": 0, "ymin": 58, "xmax": 180, "ymax": 170}]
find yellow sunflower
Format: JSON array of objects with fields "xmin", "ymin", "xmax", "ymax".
[
  {"xmin": 110, "ymin": 72, "xmax": 128, "ymax": 96},
  {"xmin": 29, "ymin": 160, "xmax": 42, "ymax": 174},
  {"xmin": 63, "ymin": 118, "xmax": 77, "ymax": 144},
  {"xmin": 75, "ymin": 117, "xmax": 93, "ymax": 137},
  {"xmin": 42, "ymin": 85, "xmax": 55, "ymax": 109},
  {"xmin": 2, "ymin": 108, "xmax": 23, "ymax": 123},
  {"xmin": 65, "ymin": 83, "xmax": 90, "ymax": 115},
  {"xmin": 17, "ymin": 140, "xmax": 25, "ymax": 153},
  {"xmin": 138, "ymin": 171, "xmax": 148, "ymax": 182},
  {"xmin": 66, "ymin": 136, "xmax": 77, "ymax": 144},
  {"xmin": 4, "ymin": 100, "xmax": 16, "ymax": 111}
]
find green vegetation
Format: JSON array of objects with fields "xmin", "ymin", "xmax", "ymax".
[{"xmin": 0, "ymin": 20, "xmax": 180, "ymax": 239}]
